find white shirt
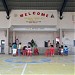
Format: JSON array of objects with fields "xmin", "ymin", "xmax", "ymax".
[
  {"xmin": 61, "ymin": 49, "xmax": 63, "ymax": 53},
  {"xmin": 18, "ymin": 44, "xmax": 21, "ymax": 49}
]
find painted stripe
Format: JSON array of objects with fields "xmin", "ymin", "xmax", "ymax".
[{"xmin": 21, "ymin": 63, "xmax": 27, "ymax": 75}]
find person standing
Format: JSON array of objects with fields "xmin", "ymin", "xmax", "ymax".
[
  {"xmin": 12, "ymin": 42, "xmax": 17, "ymax": 56},
  {"xmin": 18, "ymin": 43, "xmax": 22, "ymax": 56}
]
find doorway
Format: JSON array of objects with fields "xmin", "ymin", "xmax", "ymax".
[{"xmin": 1, "ymin": 40, "xmax": 5, "ymax": 54}]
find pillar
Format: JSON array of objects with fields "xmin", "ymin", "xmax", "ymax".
[
  {"xmin": 53, "ymin": 31, "xmax": 56, "ymax": 47},
  {"xmin": 5, "ymin": 28, "xmax": 10, "ymax": 54},
  {"xmin": 59, "ymin": 29, "xmax": 62, "ymax": 45},
  {"xmin": 13, "ymin": 31, "xmax": 16, "ymax": 43}
]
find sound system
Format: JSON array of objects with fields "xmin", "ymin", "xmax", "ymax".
[{"xmin": 44, "ymin": 41, "xmax": 48, "ymax": 47}]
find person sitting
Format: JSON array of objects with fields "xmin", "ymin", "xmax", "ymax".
[
  {"xmin": 64, "ymin": 45, "xmax": 68, "ymax": 56},
  {"xmin": 27, "ymin": 46, "xmax": 32, "ymax": 56},
  {"xmin": 60, "ymin": 45, "xmax": 64, "ymax": 56},
  {"xmin": 50, "ymin": 45, "xmax": 55, "ymax": 57},
  {"xmin": 34, "ymin": 47, "xmax": 39, "ymax": 55},
  {"xmin": 58, "ymin": 47, "xmax": 61, "ymax": 55},
  {"xmin": 22, "ymin": 46, "xmax": 27, "ymax": 56},
  {"xmin": 45, "ymin": 49, "xmax": 49, "ymax": 56}
]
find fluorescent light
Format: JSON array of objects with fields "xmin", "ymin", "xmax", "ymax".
[{"xmin": 13, "ymin": 28, "xmax": 57, "ymax": 31}]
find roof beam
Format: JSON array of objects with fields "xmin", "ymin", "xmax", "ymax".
[
  {"xmin": 2, "ymin": 0, "xmax": 10, "ymax": 19},
  {"xmin": 7, "ymin": 0, "xmax": 62, "ymax": 2},
  {"xmin": 60, "ymin": 0, "xmax": 68, "ymax": 19}
]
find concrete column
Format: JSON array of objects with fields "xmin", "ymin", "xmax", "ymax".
[
  {"xmin": 59, "ymin": 29, "xmax": 62, "ymax": 45},
  {"xmin": 13, "ymin": 31, "xmax": 16, "ymax": 43},
  {"xmin": 5, "ymin": 28, "xmax": 10, "ymax": 54},
  {"xmin": 53, "ymin": 31, "xmax": 56, "ymax": 47}
]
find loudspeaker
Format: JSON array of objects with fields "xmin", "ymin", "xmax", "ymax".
[
  {"xmin": 62, "ymin": 31, "xmax": 64, "ymax": 37},
  {"xmin": 44, "ymin": 41, "xmax": 48, "ymax": 47}
]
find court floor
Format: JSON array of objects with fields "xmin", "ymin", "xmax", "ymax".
[{"xmin": 0, "ymin": 54, "xmax": 75, "ymax": 75}]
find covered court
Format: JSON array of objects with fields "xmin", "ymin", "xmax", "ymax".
[
  {"xmin": 0, "ymin": 54, "xmax": 74, "ymax": 75},
  {"xmin": 0, "ymin": 0, "xmax": 75, "ymax": 75}
]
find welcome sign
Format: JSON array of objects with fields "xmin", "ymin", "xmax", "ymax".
[
  {"xmin": 11, "ymin": 10, "xmax": 57, "ymax": 26},
  {"xmin": 20, "ymin": 11, "xmax": 49, "ymax": 17},
  {"xmin": 20, "ymin": 11, "xmax": 49, "ymax": 23}
]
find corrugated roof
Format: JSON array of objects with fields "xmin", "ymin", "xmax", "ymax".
[{"xmin": 0, "ymin": 0, "xmax": 74, "ymax": 12}]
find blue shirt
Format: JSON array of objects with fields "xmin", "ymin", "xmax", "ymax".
[
  {"xmin": 12, "ymin": 44, "xmax": 17, "ymax": 49},
  {"xmin": 64, "ymin": 47, "xmax": 68, "ymax": 52}
]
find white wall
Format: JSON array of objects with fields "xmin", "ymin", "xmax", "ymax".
[
  {"xmin": 62, "ymin": 31, "xmax": 75, "ymax": 54},
  {"xmin": 62, "ymin": 31, "xmax": 74, "ymax": 46},
  {"xmin": 0, "ymin": 30, "xmax": 6, "ymax": 53},
  {"xmin": 0, "ymin": 11, "xmax": 74, "ymax": 29},
  {"xmin": 0, "ymin": 30, "xmax": 6, "ymax": 44},
  {"xmin": 0, "ymin": 12, "xmax": 10, "ymax": 28},
  {"xmin": 0, "ymin": 11, "xmax": 75, "ymax": 54},
  {"xmin": 57, "ymin": 12, "xmax": 75, "ymax": 54},
  {"xmin": 16, "ymin": 31, "xmax": 54, "ymax": 47},
  {"xmin": 57, "ymin": 12, "xmax": 74, "ymax": 29},
  {"xmin": 0, "ymin": 30, "xmax": 10, "ymax": 54}
]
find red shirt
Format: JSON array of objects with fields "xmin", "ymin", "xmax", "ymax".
[{"xmin": 50, "ymin": 47, "xmax": 55, "ymax": 53}]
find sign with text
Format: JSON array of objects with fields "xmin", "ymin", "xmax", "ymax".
[{"xmin": 11, "ymin": 10, "xmax": 57, "ymax": 25}]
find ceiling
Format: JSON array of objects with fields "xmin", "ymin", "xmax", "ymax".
[
  {"xmin": 0, "ymin": 0, "xmax": 74, "ymax": 11},
  {"xmin": 0, "ymin": 0, "xmax": 74, "ymax": 18}
]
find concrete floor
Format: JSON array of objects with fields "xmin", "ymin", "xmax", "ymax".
[{"xmin": 0, "ymin": 54, "xmax": 75, "ymax": 75}]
